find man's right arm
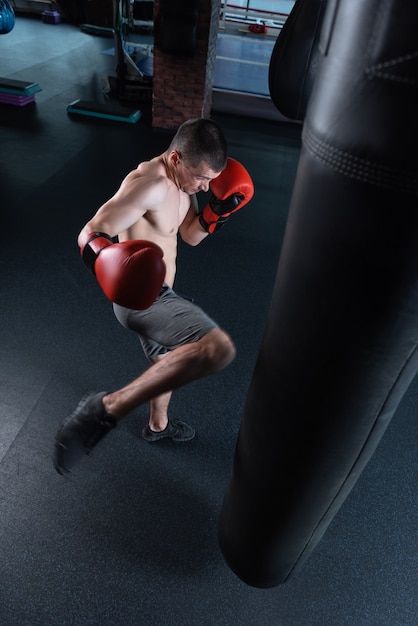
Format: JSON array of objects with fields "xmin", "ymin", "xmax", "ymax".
[
  {"xmin": 78, "ymin": 173, "xmax": 162, "ymax": 246},
  {"xmin": 77, "ymin": 174, "xmax": 168, "ymax": 310}
]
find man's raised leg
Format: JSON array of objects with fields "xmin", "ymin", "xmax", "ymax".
[{"xmin": 54, "ymin": 329, "xmax": 235, "ymax": 474}]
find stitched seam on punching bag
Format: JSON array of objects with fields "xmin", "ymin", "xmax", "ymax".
[
  {"xmin": 365, "ymin": 51, "xmax": 418, "ymax": 85},
  {"xmin": 303, "ymin": 126, "xmax": 418, "ymax": 195}
]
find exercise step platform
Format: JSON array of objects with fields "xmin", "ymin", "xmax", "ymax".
[
  {"xmin": 0, "ymin": 78, "xmax": 42, "ymax": 96},
  {"xmin": 0, "ymin": 92, "xmax": 35, "ymax": 106},
  {"xmin": 80, "ymin": 23, "xmax": 114, "ymax": 38},
  {"xmin": 67, "ymin": 99, "xmax": 142, "ymax": 123}
]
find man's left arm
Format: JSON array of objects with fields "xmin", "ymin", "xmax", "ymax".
[
  {"xmin": 179, "ymin": 158, "xmax": 255, "ymax": 244},
  {"xmin": 178, "ymin": 193, "xmax": 208, "ymax": 246}
]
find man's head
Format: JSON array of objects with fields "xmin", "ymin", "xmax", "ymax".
[
  {"xmin": 167, "ymin": 118, "xmax": 228, "ymax": 194},
  {"xmin": 169, "ymin": 118, "xmax": 227, "ymax": 172}
]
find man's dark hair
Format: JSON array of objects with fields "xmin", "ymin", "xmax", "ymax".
[{"xmin": 169, "ymin": 118, "xmax": 227, "ymax": 172}]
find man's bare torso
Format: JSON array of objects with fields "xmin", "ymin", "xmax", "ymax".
[{"xmin": 118, "ymin": 157, "xmax": 193, "ymax": 287}]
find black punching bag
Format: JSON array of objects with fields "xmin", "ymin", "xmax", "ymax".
[
  {"xmin": 269, "ymin": 0, "xmax": 327, "ymax": 121},
  {"xmin": 219, "ymin": 0, "xmax": 418, "ymax": 588},
  {"xmin": 157, "ymin": 0, "xmax": 199, "ymax": 55}
]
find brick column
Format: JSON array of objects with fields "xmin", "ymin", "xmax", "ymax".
[{"xmin": 152, "ymin": 0, "xmax": 221, "ymax": 130}]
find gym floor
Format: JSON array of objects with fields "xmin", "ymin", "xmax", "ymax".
[{"xmin": 0, "ymin": 15, "xmax": 417, "ymax": 626}]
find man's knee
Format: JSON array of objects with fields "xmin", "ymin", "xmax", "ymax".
[{"xmin": 202, "ymin": 328, "xmax": 236, "ymax": 372}]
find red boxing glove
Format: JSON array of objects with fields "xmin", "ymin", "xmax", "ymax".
[
  {"xmin": 199, "ymin": 157, "xmax": 254, "ymax": 234},
  {"xmin": 81, "ymin": 233, "xmax": 166, "ymax": 310}
]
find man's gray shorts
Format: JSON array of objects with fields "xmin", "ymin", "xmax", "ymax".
[{"xmin": 113, "ymin": 284, "xmax": 218, "ymax": 360}]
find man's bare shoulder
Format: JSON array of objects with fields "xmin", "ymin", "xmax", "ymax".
[
  {"xmin": 132, "ymin": 155, "xmax": 174, "ymax": 184},
  {"xmin": 120, "ymin": 157, "xmax": 173, "ymax": 205}
]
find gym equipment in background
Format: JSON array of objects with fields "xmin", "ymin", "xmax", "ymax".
[
  {"xmin": 268, "ymin": 0, "xmax": 326, "ymax": 122},
  {"xmin": 156, "ymin": 0, "xmax": 199, "ymax": 55},
  {"xmin": 0, "ymin": 0, "xmax": 15, "ymax": 35},
  {"xmin": 67, "ymin": 99, "xmax": 141, "ymax": 123},
  {"xmin": 0, "ymin": 78, "xmax": 42, "ymax": 106}
]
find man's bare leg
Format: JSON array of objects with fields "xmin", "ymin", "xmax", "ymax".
[
  {"xmin": 140, "ymin": 354, "xmax": 173, "ymax": 432},
  {"xmin": 103, "ymin": 328, "xmax": 235, "ymax": 420},
  {"xmin": 54, "ymin": 328, "xmax": 235, "ymax": 473},
  {"xmin": 143, "ymin": 356, "xmax": 198, "ymax": 441},
  {"xmin": 148, "ymin": 391, "xmax": 173, "ymax": 431}
]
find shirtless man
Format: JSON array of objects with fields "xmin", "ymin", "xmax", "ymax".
[{"xmin": 54, "ymin": 118, "xmax": 254, "ymax": 475}]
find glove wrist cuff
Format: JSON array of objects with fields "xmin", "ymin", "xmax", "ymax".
[
  {"xmin": 199, "ymin": 213, "xmax": 228, "ymax": 234},
  {"xmin": 81, "ymin": 232, "xmax": 113, "ymax": 273}
]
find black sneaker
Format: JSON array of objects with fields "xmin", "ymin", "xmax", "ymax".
[
  {"xmin": 54, "ymin": 391, "xmax": 116, "ymax": 475},
  {"xmin": 142, "ymin": 419, "xmax": 195, "ymax": 443}
]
